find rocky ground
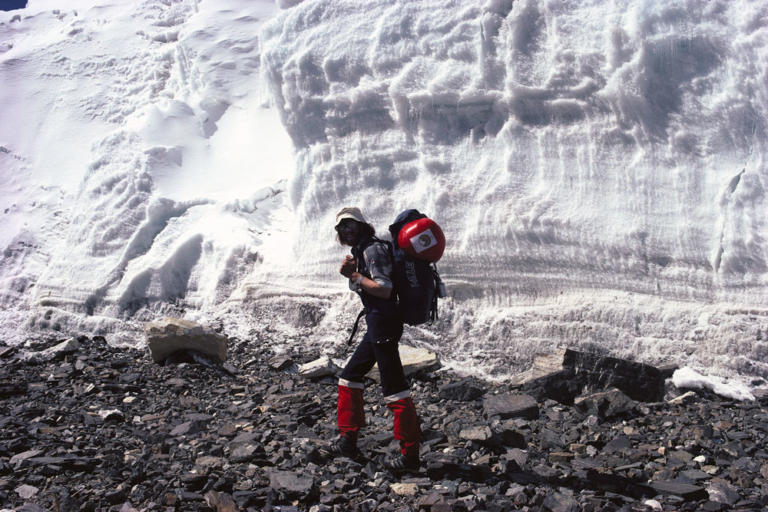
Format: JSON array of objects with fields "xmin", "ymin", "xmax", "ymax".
[{"xmin": 1, "ymin": 335, "xmax": 767, "ymax": 512}]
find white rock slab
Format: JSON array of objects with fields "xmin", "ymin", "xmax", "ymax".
[
  {"xmin": 21, "ymin": 338, "xmax": 80, "ymax": 364},
  {"xmin": 298, "ymin": 356, "xmax": 340, "ymax": 379}
]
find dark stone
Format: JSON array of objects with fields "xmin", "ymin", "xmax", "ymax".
[
  {"xmin": 585, "ymin": 470, "xmax": 653, "ymax": 499},
  {"xmin": 104, "ymin": 488, "xmax": 126, "ymax": 505},
  {"xmin": 204, "ymin": 490, "xmax": 239, "ymax": 512},
  {"xmin": 483, "ymin": 393, "xmax": 538, "ymax": 420},
  {"xmin": 181, "ymin": 473, "xmax": 208, "ymax": 491},
  {"xmin": 23, "ymin": 456, "xmax": 97, "ymax": 472},
  {"xmin": 231, "ymin": 490, "xmax": 258, "ymax": 507},
  {"xmin": 603, "ymin": 435, "xmax": 632, "ymax": 454},
  {"xmin": 50, "ymin": 488, "xmax": 80, "ymax": 512},
  {"xmin": 269, "ymin": 355, "xmax": 294, "ymax": 371},
  {"xmin": 119, "ymin": 372, "xmax": 142, "ymax": 383},
  {"xmin": 542, "ymin": 492, "xmax": 580, "ymax": 512},
  {"xmin": 520, "ymin": 369, "xmax": 581, "ymax": 405},
  {"xmin": 268, "ymin": 471, "xmax": 317, "ymax": 501},
  {"xmin": 417, "ymin": 493, "xmax": 444, "ymax": 507},
  {"xmin": 0, "ymin": 384, "xmax": 27, "ymax": 398},
  {"xmin": 438, "ymin": 378, "xmax": 485, "ymax": 401},
  {"xmin": 170, "ymin": 420, "xmax": 209, "ymax": 436},
  {"xmin": 574, "ymin": 389, "xmax": 637, "ymax": 420},
  {"xmin": 706, "ymin": 481, "xmax": 740, "ymax": 505},
  {"xmin": 539, "ymin": 428, "xmax": 564, "ymax": 451},
  {"xmin": 425, "ymin": 460, "xmax": 493, "ymax": 483},
  {"xmin": 495, "ymin": 422, "xmax": 527, "ymax": 449},
  {"xmin": 645, "ymin": 480, "xmax": 709, "ymax": 501}
]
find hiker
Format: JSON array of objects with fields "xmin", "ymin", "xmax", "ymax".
[{"xmin": 322, "ymin": 206, "xmax": 421, "ymax": 473}]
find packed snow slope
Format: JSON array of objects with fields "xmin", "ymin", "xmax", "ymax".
[
  {"xmin": 0, "ymin": 0, "xmax": 295, "ymax": 344},
  {"xmin": 1, "ymin": 0, "xmax": 767, "ymax": 385}
]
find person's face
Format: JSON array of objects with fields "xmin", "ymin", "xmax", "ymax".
[{"xmin": 336, "ymin": 219, "xmax": 360, "ymax": 246}]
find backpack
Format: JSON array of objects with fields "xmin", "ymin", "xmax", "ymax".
[
  {"xmin": 347, "ymin": 210, "xmax": 447, "ymax": 345},
  {"xmin": 388, "ymin": 209, "xmax": 446, "ymax": 325}
]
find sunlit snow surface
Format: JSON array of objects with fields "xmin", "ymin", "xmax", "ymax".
[
  {"xmin": 0, "ymin": 0, "xmax": 295, "ymax": 344},
  {"xmin": 1, "ymin": 0, "xmax": 768, "ymax": 390}
]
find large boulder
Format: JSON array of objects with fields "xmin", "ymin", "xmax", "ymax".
[
  {"xmin": 144, "ymin": 318, "xmax": 227, "ymax": 364},
  {"xmin": 364, "ymin": 345, "xmax": 439, "ymax": 381},
  {"xmin": 513, "ymin": 348, "xmax": 666, "ymax": 404}
]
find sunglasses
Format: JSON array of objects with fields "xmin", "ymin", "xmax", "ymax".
[{"xmin": 335, "ymin": 221, "xmax": 358, "ymax": 233}]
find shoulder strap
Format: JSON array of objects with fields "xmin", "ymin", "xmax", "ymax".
[{"xmin": 347, "ymin": 309, "xmax": 366, "ymax": 346}]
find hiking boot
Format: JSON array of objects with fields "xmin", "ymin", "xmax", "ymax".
[
  {"xmin": 378, "ymin": 453, "xmax": 420, "ymax": 474},
  {"xmin": 320, "ymin": 436, "xmax": 360, "ymax": 458}
]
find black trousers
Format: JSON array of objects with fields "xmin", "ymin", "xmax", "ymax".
[{"xmin": 339, "ymin": 313, "xmax": 407, "ymax": 397}]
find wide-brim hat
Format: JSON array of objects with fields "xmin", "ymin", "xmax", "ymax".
[{"xmin": 335, "ymin": 207, "xmax": 367, "ymax": 227}]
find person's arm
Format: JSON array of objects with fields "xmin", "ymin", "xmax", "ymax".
[
  {"xmin": 339, "ymin": 248, "xmax": 394, "ymax": 299},
  {"xmin": 350, "ymin": 271, "xmax": 392, "ymax": 299}
]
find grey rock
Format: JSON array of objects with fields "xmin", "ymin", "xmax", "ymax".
[
  {"xmin": 298, "ymin": 356, "xmax": 340, "ymax": 379},
  {"xmin": 15, "ymin": 484, "xmax": 39, "ymax": 499},
  {"xmin": 144, "ymin": 317, "xmax": 227, "ymax": 364},
  {"xmin": 542, "ymin": 492, "xmax": 580, "ymax": 512},
  {"xmin": 170, "ymin": 420, "xmax": 208, "ymax": 436},
  {"xmin": 603, "ymin": 435, "xmax": 632, "ymax": 454},
  {"xmin": 438, "ymin": 378, "xmax": 485, "ymax": 401},
  {"xmin": 574, "ymin": 388, "xmax": 636, "ymax": 419},
  {"xmin": 228, "ymin": 432, "xmax": 260, "ymax": 450},
  {"xmin": 269, "ymin": 355, "xmax": 294, "ymax": 371},
  {"xmin": 706, "ymin": 481, "xmax": 740, "ymax": 505},
  {"xmin": 269, "ymin": 471, "xmax": 317, "ymax": 500},
  {"xmin": 539, "ymin": 428, "xmax": 564, "ymax": 451},
  {"xmin": 459, "ymin": 425, "xmax": 501, "ymax": 447},
  {"xmin": 21, "ymin": 338, "xmax": 80, "ymax": 364},
  {"xmin": 229, "ymin": 443, "xmax": 261, "ymax": 463},
  {"xmin": 495, "ymin": 421, "xmax": 527, "ymax": 449},
  {"xmin": 9, "ymin": 449, "xmax": 45, "ymax": 465},
  {"xmin": 484, "ymin": 393, "xmax": 539, "ymax": 420},
  {"xmin": 646, "ymin": 480, "xmax": 709, "ymax": 501}
]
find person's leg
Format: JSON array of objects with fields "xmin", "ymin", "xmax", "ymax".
[
  {"xmin": 336, "ymin": 332, "xmax": 377, "ymax": 444},
  {"xmin": 369, "ymin": 315, "xmax": 420, "ymax": 460}
]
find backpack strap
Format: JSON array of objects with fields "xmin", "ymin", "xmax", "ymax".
[{"xmin": 347, "ymin": 309, "xmax": 366, "ymax": 346}]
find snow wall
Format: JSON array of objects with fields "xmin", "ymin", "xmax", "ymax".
[
  {"xmin": 258, "ymin": 0, "xmax": 768, "ymax": 381},
  {"xmin": 0, "ymin": 0, "xmax": 767, "ymax": 384}
]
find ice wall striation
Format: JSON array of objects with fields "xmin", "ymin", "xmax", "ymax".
[{"xmin": 261, "ymin": 0, "xmax": 768, "ymax": 379}]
